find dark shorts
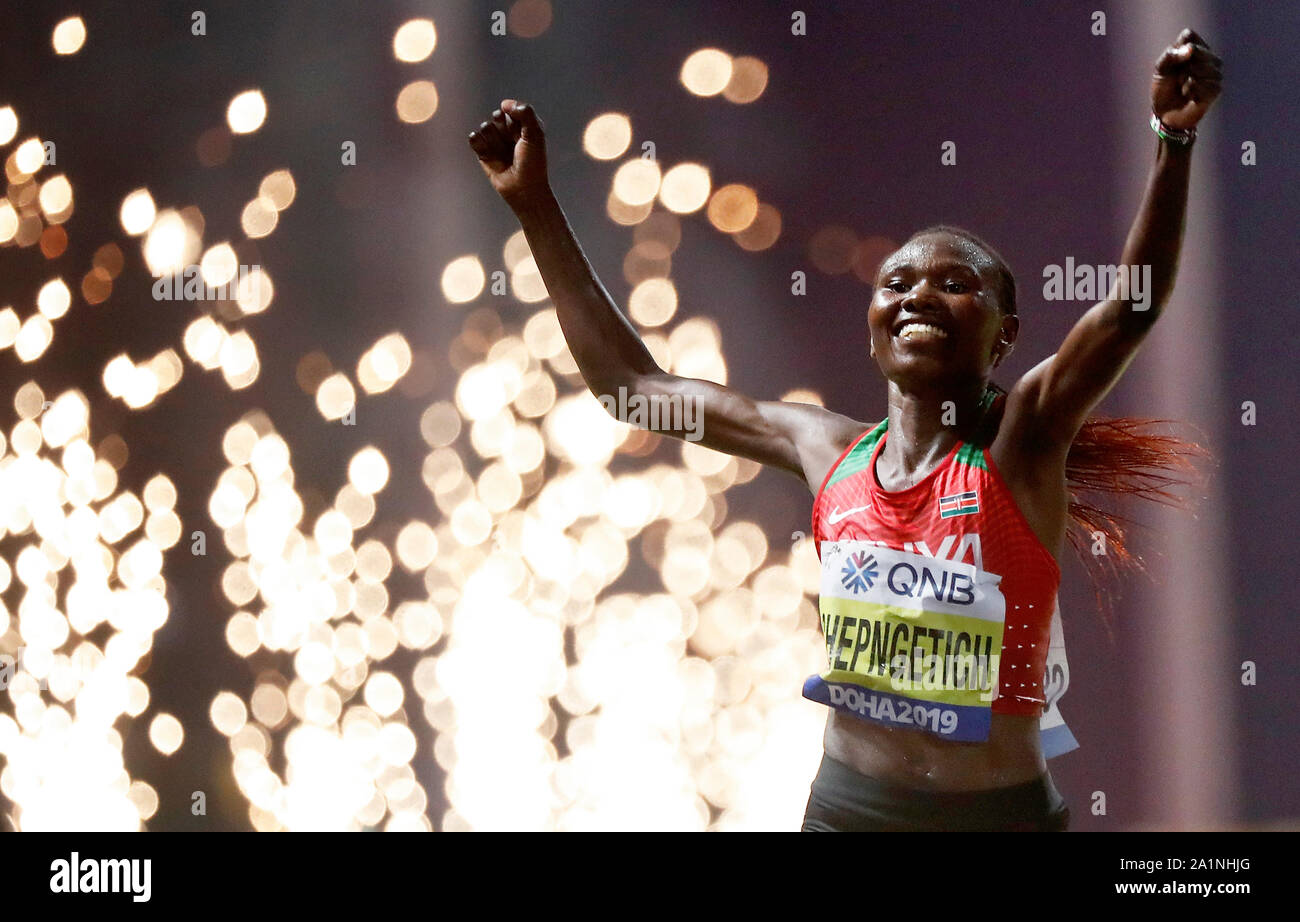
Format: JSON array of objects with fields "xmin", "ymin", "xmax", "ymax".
[{"xmin": 801, "ymin": 753, "xmax": 1070, "ymax": 832}]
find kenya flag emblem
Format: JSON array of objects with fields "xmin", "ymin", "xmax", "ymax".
[{"xmin": 938, "ymin": 490, "xmax": 979, "ymax": 518}]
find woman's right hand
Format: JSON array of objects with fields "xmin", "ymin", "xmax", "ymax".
[
  {"xmin": 468, "ymin": 99, "xmax": 550, "ymax": 207},
  {"xmin": 467, "ymin": 101, "xmax": 864, "ymax": 493}
]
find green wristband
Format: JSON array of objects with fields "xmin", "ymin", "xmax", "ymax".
[{"xmin": 1150, "ymin": 112, "xmax": 1196, "ymax": 145}]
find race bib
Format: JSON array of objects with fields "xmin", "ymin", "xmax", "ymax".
[
  {"xmin": 803, "ymin": 541, "xmax": 1006, "ymax": 742},
  {"xmin": 1038, "ymin": 600, "xmax": 1079, "ymax": 758}
]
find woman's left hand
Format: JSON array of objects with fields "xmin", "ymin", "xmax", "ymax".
[{"xmin": 1151, "ymin": 28, "xmax": 1222, "ymax": 131}]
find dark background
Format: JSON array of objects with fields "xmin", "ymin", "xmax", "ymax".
[{"xmin": 0, "ymin": 0, "xmax": 1295, "ymax": 830}]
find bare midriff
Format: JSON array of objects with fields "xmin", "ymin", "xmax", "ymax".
[{"xmin": 823, "ymin": 708, "xmax": 1047, "ymax": 791}]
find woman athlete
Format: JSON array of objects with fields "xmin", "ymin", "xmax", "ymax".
[{"xmin": 468, "ymin": 28, "xmax": 1222, "ymax": 831}]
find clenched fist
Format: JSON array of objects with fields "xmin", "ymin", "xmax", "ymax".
[
  {"xmin": 468, "ymin": 98, "xmax": 550, "ymax": 206},
  {"xmin": 1151, "ymin": 28, "xmax": 1222, "ymax": 132}
]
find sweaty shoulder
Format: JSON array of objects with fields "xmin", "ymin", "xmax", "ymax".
[
  {"xmin": 987, "ymin": 379, "xmax": 1072, "ymax": 558},
  {"xmin": 990, "ymin": 363, "xmax": 1074, "ymax": 466},
  {"xmin": 762, "ymin": 400, "xmax": 871, "ymax": 494}
]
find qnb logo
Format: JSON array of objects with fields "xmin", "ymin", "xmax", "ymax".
[
  {"xmin": 839, "ymin": 551, "xmax": 878, "ymax": 593},
  {"xmin": 886, "ymin": 561, "xmax": 975, "ymax": 605}
]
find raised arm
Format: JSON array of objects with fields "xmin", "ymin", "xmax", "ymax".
[
  {"xmin": 468, "ymin": 99, "xmax": 866, "ymax": 491},
  {"xmin": 1005, "ymin": 28, "xmax": 1223, "ymax": 448}
]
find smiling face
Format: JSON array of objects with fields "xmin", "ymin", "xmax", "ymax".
[{"xmin": 868, "ymin": 232, "xmax": 1018, "ymax": 392}]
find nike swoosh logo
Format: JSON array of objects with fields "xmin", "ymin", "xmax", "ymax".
[{"xmin": 827, "ymin": 504, "xmax": 870, "ymax": 525}]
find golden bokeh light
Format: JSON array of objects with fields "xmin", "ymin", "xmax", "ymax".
[
  {"xmin": 0, "ymin": 37, "xmax": 839, "ymax": 830},
  {"xmin": 612, "ymin": 159, "xmax": 662, "ymax": 207},
  {"xmin": 14, "ymin": 380, "xmax": 45, "ymax": 419},
  {"xmin": 0, "ymin": 107, "xmax": 16, "ymax": 145},
  {"xmin": 14, "ymin": 314, "xmax": 53, "ymax": 362},
  {"xmin": 0, "ymin": 201, "xmax": 18, "ymax": 243},
  {"xmin": 732, "ymin": 202, "xmax": 782, "ymax": 251},
  {"xmin": 605, "ymin": 190, "xmax": 654, "ymax": 226},
  {"xmin": 315, "ymin": 373, "xmax": 356, "ymax": 421},
  {"xmin": 509, "ymin": 256, "xmax": 548, "ymax": 303},
  {"xmin": 149, "ymin": 714, "xmax": 184, "ymax": 755},
  {"xmin": 441, "ymin": 255, "xmax": 485, "ymax": 303},
  {"xmin": 809, "ymin": 224, "xmax": 860, "ymax": 274},
  {"xmin": 37, "ymin": 278, "xmax": 71, "ymax": 319},
  {"xmin": 250, "ymin": 684, "xmax": 288, "ymax": 728},
  {"xmin": 396, "ymin": 80, "xmax": 439, "ymax": 124},
  {"xmin": 15, "ymin": 138, "xmax": 46, "ymax": 175},
  {"xmin": 227, "ymin": 90, "xmax": 268, "ymax": 134},
  {"xmin": 628, "ymin": 277, "xmax": 678, "ymax": 327},
  {"xmin": 241, "ymin": 196, "xmax": 279, "ymax": 238},
  {"xmin": 258, "ymin": 169, "xmax": 297, "ymax": 211},
  {"xmin": 419, "ymin": 401, "xmax": 462, "ymax": 447},
  {"xmin": 633, "ymin": 211, "xmax": 682, "ymax": 259},
  {"xmin": 583, "ymin": 113, "xmax": 632, "ymax": 160},
  {"xmin": 707, "ymin": 184, "xmax": 759, "ymax": 233},
  {"xmin": 780, "ymin": 388, "xmax": 825, "ymax": 407},
  {"xmin": 681, "ymin": 48, "xmax": 733, "ymax": 96},
  {"xmin": 143, "ymin": 209, "xmax": 199, "ymax": 277},
  {"xmin": 363, "ymin": 672, "xmax": 404, "ymax": 716},
  {"xmin": 211, "ymin": 692, "xmax": 249, "ymax": 736},
  {"xmin": 119, "ymin": 188, "xmax": 156, "ymax": 236},
  {"xmin": 658, "ymin": 163, "xmax": 711, "ymax": 214},
  {"xmin": 0, "ymin": 308, "xmax": 19, "ymax": 349},
  {"xmin": 52, "ymin": 17, "xmax": 86, "ymax": 55},
  {"xmin": 183, "ymin": 317, "xmax": 226, "ymax": 370},
  {"xmin": 502, "ymin": 230, "xmax": 533, "ymax": 274},
  {"xmin": 348, "ymin": 447, "xmax": 390, "ymax": 495},
  {"xmin": 38, "ymin": 175, "xmax": 73, "ymax": 221},
  {"xmin": 393, "ymin": 18, "xmax": 437, "ymax": 62},
  {"xmin": 723, "ymin": 56, "xmax": 769, "ymax": 103},
  {"xmin": 219, "ymin": 331, "xmax": 260, "ymax": 390},
  {"xmin": 396, "ymin": 521, "xmax": 439, "ymax": 571},
  {"xmin": 851, "ymin": 235, "xmax": 899, "ymax": 284},
  {"xmin": 143, "ymin": 473, "xmax": 178, "ymax": 511},
  {"xmin": 236, "ymin": 268, "xmax": 273, "ymax": 315},
  {"xmin": 295, "ymin": 352, "xmax": 332, "ymax": 395},
  {"xmin": 358, "ymin": 333, "xmax": 413, "ymax": 395},
  {"xmin": 128, "ymin": 782, "xmax": 160, "ymax": 821},
  {"xmin": 508, "ymin": 0, "xmax": 553, "ymax": 37},
  {"xmin": 200, "ymin": 242, "xmax": 239, "ymax": 288}
]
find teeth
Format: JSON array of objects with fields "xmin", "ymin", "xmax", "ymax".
[{"xmin": 897, "ymin": 323, "xmax": 947, "ymax": 340}]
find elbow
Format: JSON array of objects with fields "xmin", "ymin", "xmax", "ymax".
[
  {"xmin": 585, "ymin": 360, "xmax": 665, "ymax": 404},
  {"xmin": 1109, "ymin": 282, "xmax": 1166, "ymax": 330},
  {"xmin": 583, "ymin": 369, "xmax": 636, "ymax": 408},
  {"xmin": 1117, "ymin": 299, "xmax": 1164, "ymax": 333},
  {"xmin": 578, "ymin": 351, "xmax": 663, "ymax": 404}
]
